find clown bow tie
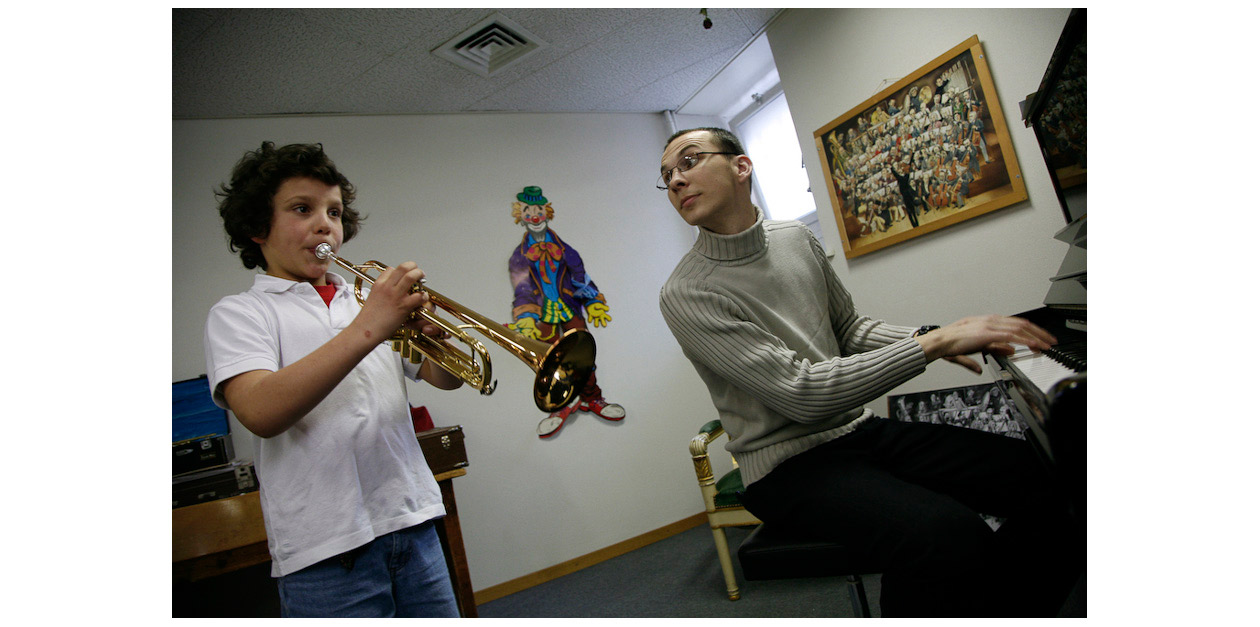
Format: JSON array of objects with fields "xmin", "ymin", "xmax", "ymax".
[{"xmin": 526, "ymin": 242, "xmax": 563, "ymax": 281}]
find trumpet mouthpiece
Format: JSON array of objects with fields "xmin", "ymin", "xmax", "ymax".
[{"xmin": 314, "ymin": 243, "xmax": 333, "ymax": 259}]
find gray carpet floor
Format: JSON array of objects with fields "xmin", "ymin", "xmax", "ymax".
[
  {"xmin": 476, "ymin": 523, "xmax": 881, "ymax": 618},
  {"xmin": 172, "ymin": 522, "xmax": 882, "ymax": 617}
]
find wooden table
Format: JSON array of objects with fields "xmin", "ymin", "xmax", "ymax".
[{"xmin": 172, "ymin": 427, "xmax": 477, "ymax": 617}]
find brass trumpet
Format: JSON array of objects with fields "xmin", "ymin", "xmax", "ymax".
[{"xmin": 314, "ymin": 243, "xmax": 596, "ymax": 412}]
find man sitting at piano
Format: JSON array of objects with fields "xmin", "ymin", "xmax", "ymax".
[{"xmin": 657, "ymin": 128, "xmax": 1080, "ymax": 617}]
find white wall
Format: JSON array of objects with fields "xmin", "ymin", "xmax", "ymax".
[
  {"xmin": 172, "ymin": 7, "xmax": 1074, "ymax": 593},
  {"xmin": 766, "ymin": 8, "xmax": 1075, "ymax": 407},
  {"xmin": 173, "ymin": 112, "xmax": 724, "ymax": 591}
]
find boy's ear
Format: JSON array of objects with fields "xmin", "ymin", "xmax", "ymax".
[{"xmin": 250, "ymin": 235, "xmax": 266, "ymax": 245}]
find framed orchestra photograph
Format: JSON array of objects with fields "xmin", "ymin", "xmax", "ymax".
[{"xmin": 813, "ymin": 36, "xmax": 1028, "ymax": 259}]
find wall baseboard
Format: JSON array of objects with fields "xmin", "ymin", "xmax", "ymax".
[{"xmin": 473, "ymin": 512, "xmax": 709, "ymax": 606}]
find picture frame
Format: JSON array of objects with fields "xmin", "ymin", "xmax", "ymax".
[
  {"xmin": 888, "ymin": 382, "xmax": 1026, "ymax": 441},
  {"xmin": 813, "ymin": 36, "xmax": 1027, "ymax": 259}
]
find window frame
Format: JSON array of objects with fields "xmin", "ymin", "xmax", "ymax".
[{"xmin": 730, "ymin": 85, "xmax": 829, "ymax": 253}]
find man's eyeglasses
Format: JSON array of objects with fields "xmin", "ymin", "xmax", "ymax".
[{"xmin": 657, "ymin": 151, "xmax": 738, "ymax": 190}]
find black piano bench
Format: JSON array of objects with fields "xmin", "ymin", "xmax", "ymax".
[{"xmin": 736, "ymin": 523, "xmax": 879, "ymax": 617}]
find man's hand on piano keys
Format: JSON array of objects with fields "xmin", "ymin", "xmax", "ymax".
[{"xmin": 915, "ymin": 315, "xmax": 1058, "ymax": 374}]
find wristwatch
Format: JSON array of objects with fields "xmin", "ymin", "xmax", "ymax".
[{"xmin": 913, "ymin": 325, "xmax": 940, "ymax": 337}]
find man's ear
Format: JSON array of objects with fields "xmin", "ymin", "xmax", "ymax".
[{"xmin": 734, "ymin": 154, "xmax": 754, "ymax": 183}]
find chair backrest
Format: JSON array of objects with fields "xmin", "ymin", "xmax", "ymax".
[
  {"xmin": 690, "ymin": 419, "xmax": 730, "ymax": 485},
  {"xmin": 691, "ymin": 420, "xmax": 750, "ymax": 508}
]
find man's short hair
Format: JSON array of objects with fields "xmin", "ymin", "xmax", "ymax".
[
  {"xmin": 215, "ymin": 142, "xmax": 362, "ymax": 270},
  {"xmin": 664, "ymin": 127, "xmax": 746, "ymax": 155}
]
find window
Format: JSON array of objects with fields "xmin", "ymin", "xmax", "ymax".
[{"xmin": 734, "ymin": 91, "xmax": 825, "ymax": 246}]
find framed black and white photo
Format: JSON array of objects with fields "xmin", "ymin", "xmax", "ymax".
[{"xmin": 888, "ymin": 382, "xmax": 1026, "ymax": 440}]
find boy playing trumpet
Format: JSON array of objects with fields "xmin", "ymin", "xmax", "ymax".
[{"xmin": 203, "ymin": 142, "xmax": 462, "ymax": 617}]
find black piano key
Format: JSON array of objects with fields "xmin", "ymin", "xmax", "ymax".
[{"xmin": 1045, "ymin": 340, "xmax": 1086, "ymax": 372}]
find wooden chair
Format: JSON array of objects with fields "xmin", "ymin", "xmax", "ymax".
[
  {"xmin": 689, "ymin": 420, "xmax": 878, "ymax": 615},
  {"xmin": 689, "ymin": 419, "xmax": 760, "ymax": 600}
]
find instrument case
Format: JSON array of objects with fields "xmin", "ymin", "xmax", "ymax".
[{"xmin": 416, "ymin": 425, "xmax": 468, "ymax": 476}]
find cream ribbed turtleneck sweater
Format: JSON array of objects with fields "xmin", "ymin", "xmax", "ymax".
[{"xmin": 659, "ymin": 209, "xmax": 927, "ymax": 485}]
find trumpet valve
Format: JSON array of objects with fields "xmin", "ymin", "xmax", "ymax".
[{"xmin": 390, "ymin": 331, "xmax": 424, "ymax": 364}]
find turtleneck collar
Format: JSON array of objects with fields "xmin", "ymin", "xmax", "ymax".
[{"xmin": 692, "ymin": 206, "xmax": 767, "ymax": 262}]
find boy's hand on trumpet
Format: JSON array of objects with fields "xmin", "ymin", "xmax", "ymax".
[
  {"xmin": 405, "ymin": 300, "xmax": 452, "ymax": 342},
  {"xmin": 362, "ymin": 261, "xmax": 461, "ymax": 390},
  {"xmin": 354, "ymin": 262, "xmax": 434, "ymax": 342},
  {"xmin": 377, "ymin": 262, "xmax": 452, "ymax": 341}
]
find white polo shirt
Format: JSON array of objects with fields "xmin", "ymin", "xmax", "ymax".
[{"xmin": 204, "ymin": 272, "xmax": 444, "ymax": 577}]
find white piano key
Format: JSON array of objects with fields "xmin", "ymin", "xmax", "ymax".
[{"xmin": 1008, "ymin": 346, "xmax": 1076, "ymax": 396}]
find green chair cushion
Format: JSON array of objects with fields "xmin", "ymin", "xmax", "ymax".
[{"xmin": 714, "ymin": 469, "xmax": 746, "ymax": 509}]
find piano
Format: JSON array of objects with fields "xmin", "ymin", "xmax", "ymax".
[
  {"xmin": 989, "ymin": 12, "xmax": 1087, "ymax": 616},
  {"xmin": 998, "ymin": 5, "xmax": 1087, "ymax": 498},
  {"xmin": 989, "ymin": 305, "xmax": 1085, "ymax": 484},
  {"xmin": 987, "ymin": 213, "xmax": 1086, "ymax": 529},
  {"xmin": 987, "ymin": 303, "xmax": 1086, "ymax": 619},
  {"xmin": 987, "ymin": 197, "xmax": 1085, "ymax": 472}
]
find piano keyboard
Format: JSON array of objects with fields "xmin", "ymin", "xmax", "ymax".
[
  {"xmin": 1004, "ymin": 339, "xmax": 1086, "ymax": 396},
  {"xmin": 988, "ymin": 307, "xmax": 1086, "ymax": 476}
]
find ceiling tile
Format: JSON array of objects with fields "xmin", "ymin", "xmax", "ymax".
[{"xmin": 172, "ymin": 8, "xmax": 782, "ymax": 118}]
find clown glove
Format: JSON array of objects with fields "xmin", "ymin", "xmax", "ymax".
[
  {"xmin": 585, "ymin": 302, "xmax": 611, "ymax": 327},
  {"xmin": 510, "ymin": 317, "xmax": 541, "ymax": 339}
]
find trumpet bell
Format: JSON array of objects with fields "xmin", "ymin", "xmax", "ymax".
[{"xmin": 535, "ymin": 329, "xmax": 597, "ymax": 412}]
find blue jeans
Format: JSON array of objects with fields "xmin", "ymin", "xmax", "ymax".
[{"xmin": 277, "ymin": 520, "xmax": 459, "ymax": 617}]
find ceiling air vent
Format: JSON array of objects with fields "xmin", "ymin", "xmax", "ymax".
[{"xmin": 432, "ymin": 13, "xmax": 547, "ymax": 77}]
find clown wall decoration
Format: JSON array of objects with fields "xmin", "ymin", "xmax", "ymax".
[{"xmin": 508, "ymin": 186, "xmax": 624, "ymax": 438}]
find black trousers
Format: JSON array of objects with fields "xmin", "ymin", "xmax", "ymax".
[{"xmin": 740, "ymin": 417, "xmax": 1081, "ymax": 617}]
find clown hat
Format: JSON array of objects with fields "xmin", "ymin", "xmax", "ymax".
[{"xmin": 517, "ymin": 186, "xmax": 548, "ymax": 205}]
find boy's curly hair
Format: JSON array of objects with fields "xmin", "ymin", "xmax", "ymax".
[{"xmin": 215, "ymin": 142, "xmax": 362, "ymax": 270}]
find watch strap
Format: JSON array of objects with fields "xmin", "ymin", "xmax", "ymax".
[{"xmin": 913, "ymin": 325, "xmax": 940, "ymax": 337}]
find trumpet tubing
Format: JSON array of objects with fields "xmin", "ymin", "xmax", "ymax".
[{"xmin": 314, "ymin": 244, "xmax": 596, "ymax": 412}]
